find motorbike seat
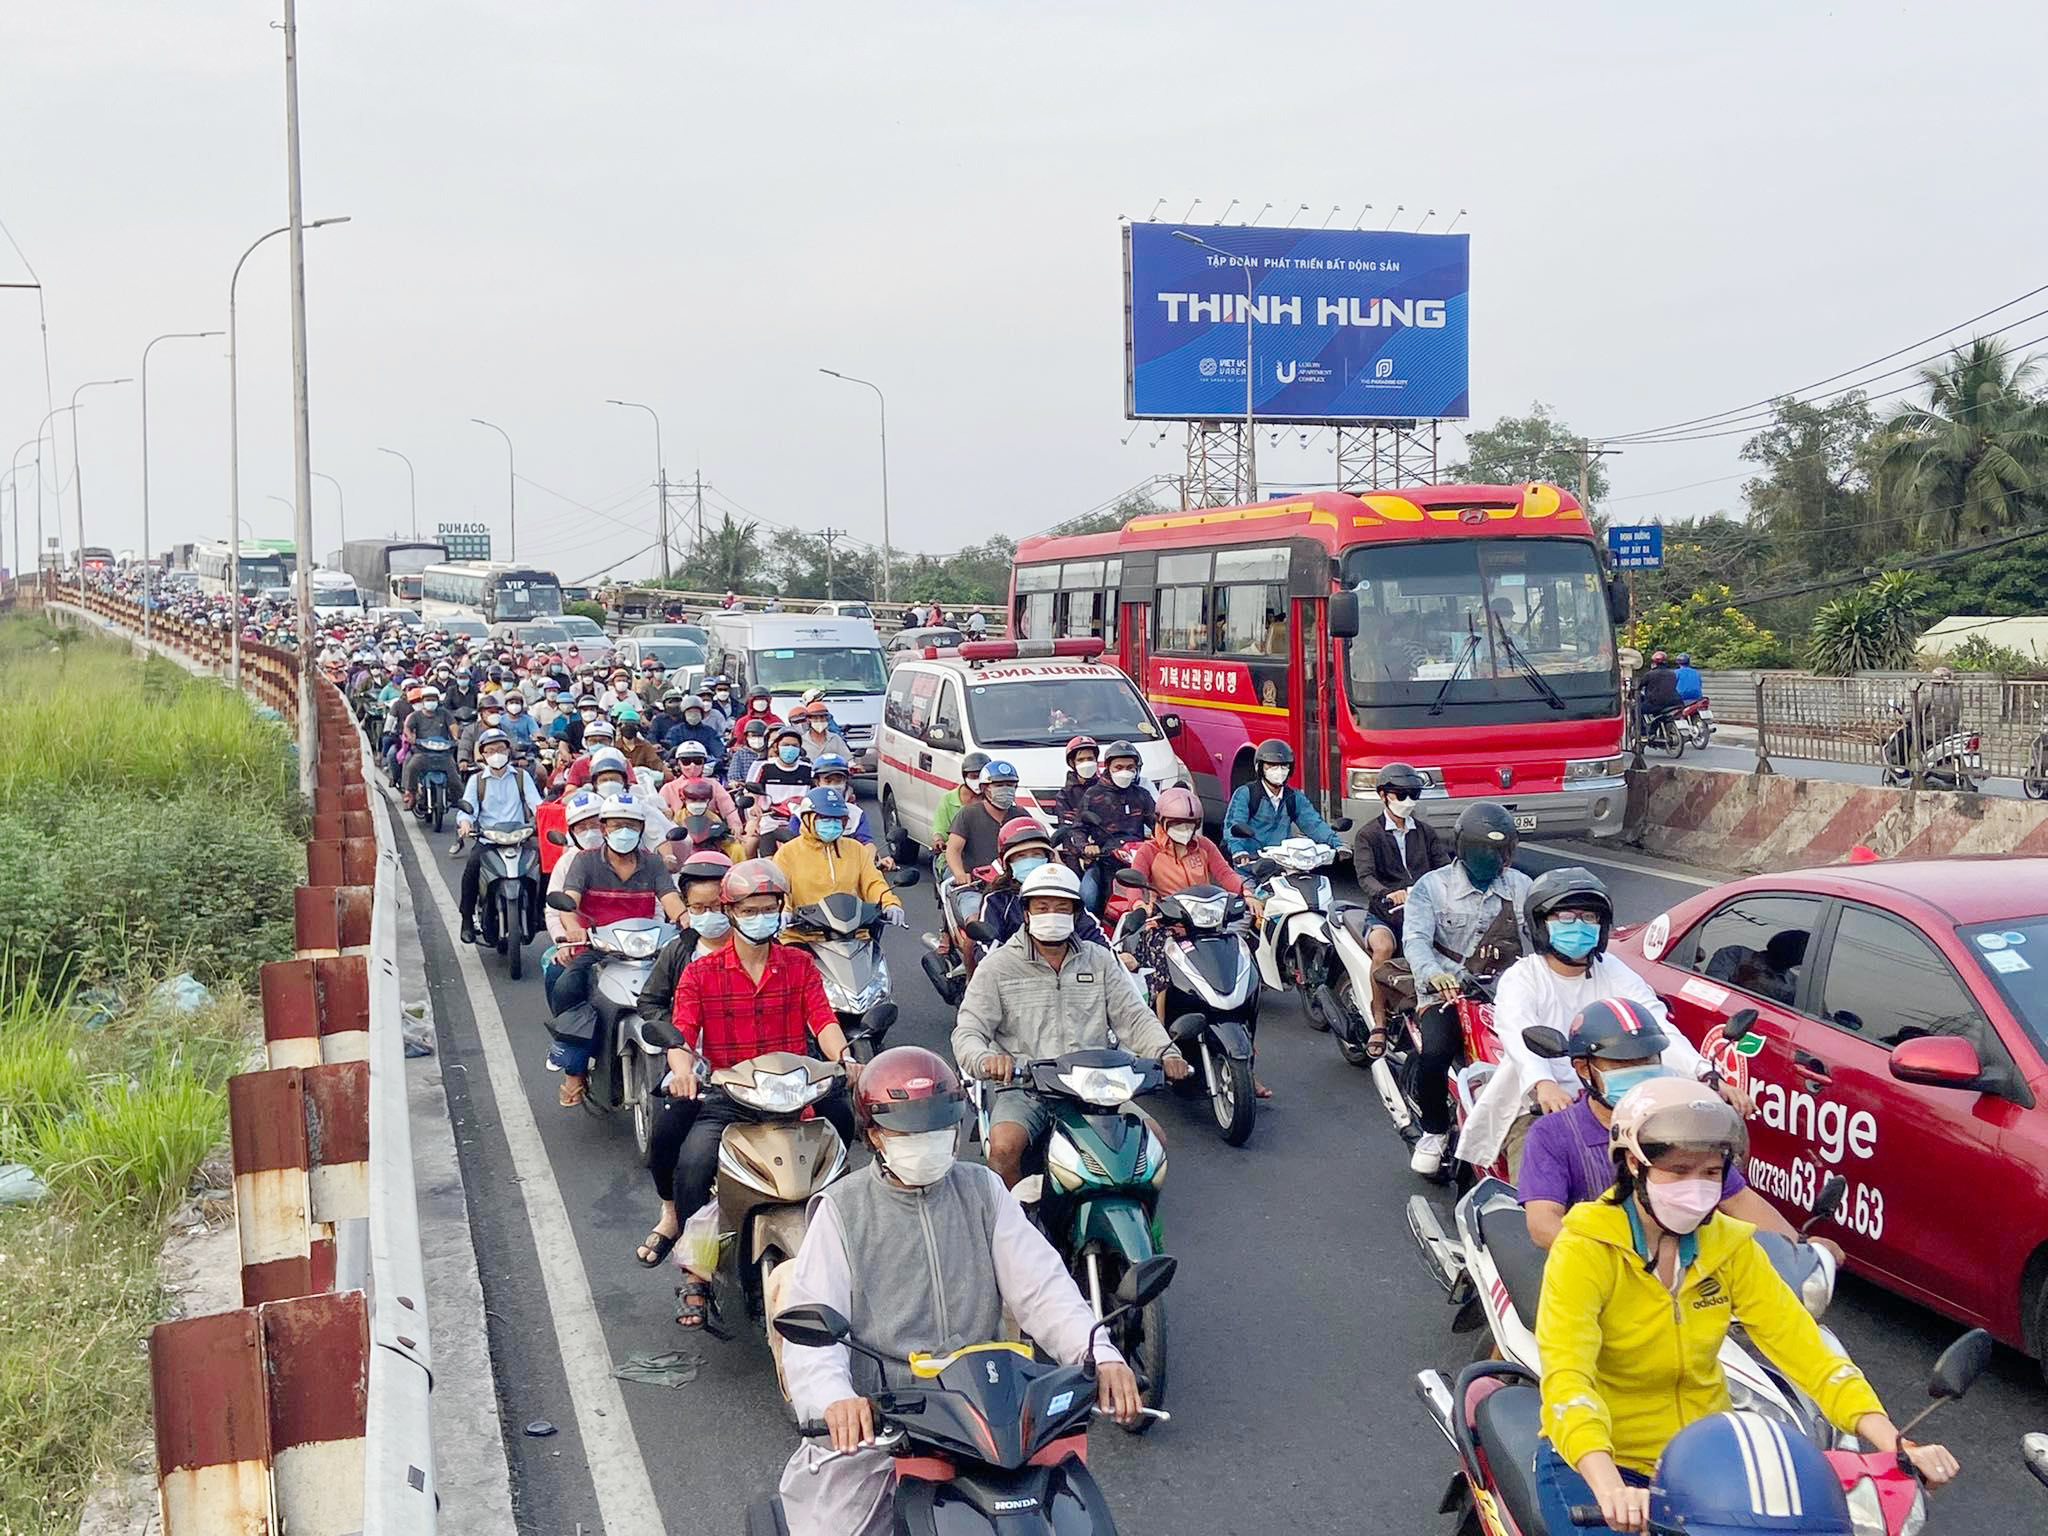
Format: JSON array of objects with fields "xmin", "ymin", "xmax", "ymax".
[
  {"xmin": 1476, "ymin": 1199, "xmax": 1548, "ymax": 1333},
  {"xmin": 1472, "ymin": 1384, "xmax": 1545, "ymax": 1536},
  {"xmin": 1332, "ymin": 904, "xmax": 1377, "ymax": 948}
]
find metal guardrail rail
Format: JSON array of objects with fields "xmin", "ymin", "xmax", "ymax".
[{"xmin": 29, "ymin": 577, "xmax": 435, "ymax": 1535}]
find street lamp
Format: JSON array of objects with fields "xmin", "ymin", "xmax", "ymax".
[
  {"xmin": 313, "ymin": 470, "xmax": 344, "ymax": 553},
  {"xmin": 228, "ymin": 214, "xmax": 348, "ymax": 689},
  {"xmin": 69, "ymin": 377, "xmax": 132, "ymax": 594},
  {"xmin": 141, "ymin": 331, "xmax": 221, "ymax": 642},
  {"xmin": 1171, "ymin": 230, "xmax": 1258, "ymax": 502},
  {"xmin": 8, "ymin": 437, "xmax": 38, "ymax": 585},
  {"xmin": 606, "ymin": 399, "xmax": 668, "ymax": 579},
  {"xmin": 470, "ymin": 418, "xmax": 515, "ymax": 559},
  {"xmin": 376, "ymin": 446, "xmax": 416, "ymax": 537},
  {"xmin": 818, "ymin": 369, "xmax": 892, "ymax": 602},
  {"xmin": 31, "ymin": 404, "xmax": 80, "ymax": 591}
]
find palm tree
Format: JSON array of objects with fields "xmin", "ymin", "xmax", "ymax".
[
  {"xmin": 1876, "ymin": 338, "xmax": 2048, "ymax": 545},
  {"xmin": 681, "ymin": 513, "xmax": 762, "ymax": 592}
]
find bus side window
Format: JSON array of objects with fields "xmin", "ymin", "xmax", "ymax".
[
  {"xmin": 1214, "ymin": 581, "xmax": 1288, "ymax": 656},
  {"xmin": 1153, "ymin": 585, "xmax": 1210, "ymax": 653}
]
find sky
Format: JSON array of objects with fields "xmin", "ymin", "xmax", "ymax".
[{"xmin": 4, "ymin": 1, "xmax": 2046, "ymax": 583}]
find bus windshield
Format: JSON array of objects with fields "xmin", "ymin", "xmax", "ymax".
[
  {"xmin": 492, "ymin": 576, "xmax": 561, "ymax": 620},
  {"xmin": 751, "ymin": 646, "xmax": 887, "ymax": 696},
  {"xmin": 964, "ymin": 675, "xmax": 1161, "ymax": 749},
  {"xmin": 1341, "ymin": 538, "xmax": 1616, "ymax": 716},
  {"xmin": 240, "ymin": 557, "xmax": 289, "ymax": 591}
]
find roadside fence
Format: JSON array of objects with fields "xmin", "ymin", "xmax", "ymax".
[{"xmin": 27, "ymin": 578, "xmax": 435, "ymax": 1534}]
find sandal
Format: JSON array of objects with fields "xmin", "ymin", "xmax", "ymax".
[
  {"xmin": 1365, "ymin": 1019, "xmax": 1389, "ymax": 1060},
  {"xmin": 558, "ymin": 1075, "xmax": 586, "ymax": 1108},
  {"xmin": 636, "ymin": 1228, "xmax": 679, "ymax": 1268},
  {"xmin": 675, "ymin": 1276, "xmax": 716, "ymax": 1329},
  {"xmin": 1254, "ymin": 1079, "xmax": 1274, "ymax": 1100}
]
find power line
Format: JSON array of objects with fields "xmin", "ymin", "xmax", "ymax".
[
  {"xmin": 1599, "ymin": 279, "xmax": 2048, "ymax": 443},
  {"xmin": 1726, "ymin": 519, "xmax": 2048, "ymax": 609}
]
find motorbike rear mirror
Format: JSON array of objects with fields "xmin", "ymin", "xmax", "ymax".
[
  {"xmin": 2023, "ymin": 1432, "xmax": 2048, "ymax": 1491},
  {"xmin": 1805, "ymin": 1173, "xmax": 1848, "ymax": 1231},
  {"xmin": 1727, "ymin": 1007, "xmax": 1759, "ymax": 1034},
  {"xmin": 664, "ymin": 825, "xmax": 689, "ymax": 841},
  {"xmin": 1158, "ymin": 713, "xmax": 1181, "ymax": 737},
  {"xmin": 859, "ymin": 1001, "xmax": 898, "ymax": 1040},
  {"xmin": 773, "ymin": 1304, "xmax": 853, "ymax": 1350},
  {"xmin": 962, "ymin": 920, "xmax": 997, "ymax": 946},
  {"xmin": 546, "ymin": 829, "xmax": 568, "ymax": 846},
  {"xmin": 1521, "ymin": 1025, "xmax": 1570, "ymax": 1059},
  {"xmin": 545, "ymin": 892, "xmax": 578, "ymax": 913},
  {"xmin": 887, "ymin": 867, "xmax": 922, "ymax": 888},
  {"xmin": 1329, "ymin": 817, "xmax": 1354, "ymax": 833},
  {"xmin": 1112, "ymin": 869, "xmax": 1150, "ymax": 890},
  {"xmin": 1167, "ymin": 1011, "xmax": 1207, "ymax": 1044},
  {"xmin": 1115, "ymin": 1255, "xmax": 1178, "ymax": 1309},
  {"xmin": 1927, "ymin": 1328, "xmax": 1995, "ymax": 1404}
]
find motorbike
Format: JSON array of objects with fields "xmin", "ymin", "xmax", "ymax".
[
  {"xmin": 1641, "ymin": 705, "xmax": 1687, "ymax": 758},
  {"xmin": 1110, "ymin": 871, "xmax": 1259, "ymax": 1146},
  {"xmin": 785, "ymin": 873, "xmax": 920, "ymax": 1064},
  {"xmin": 972, "ymin": 1049, "xmax": 1171, "ymax": 1426},
  {"xmin": 543, "ymin": 892, "xmax": 678, "ymax": 1164},
  {"xmin": 1240, "ymin": 833, "xmax": 1343, "ymax": 1029},
  {"xmin": 749, "ymin": 1257, "xmax": 1177, "ymax": 1536},
  {"xmin": 921, "ymin": 862, "xmax": 996, "ymax": 1007},
  {"xmin": 1879, "ymin": 700, "xmax": 1981, "ymax": 791},
  {"xmin": 1337, "ymin": 964, "xmax": 1499, "ymax": 1183},
  {"xmin": 410, "ymin": 733, "xmax": 457, "ymax": 833},
  {"xmin": 465, "ymin": 822, "xmax": 540, "ymax": 980},
  {"xmin": 693, "ymin": 1052, "xmax": 851, "ymax": 1400},
  {"xmin": 2028, "ymin": 1432, "xmax": 2048, "ymax": 1492},
  {"xmin": 1679, "ymin": 695, "xmax": 1715, "ymax": 749},
  {"xmin": 2025, "ymin": 710, "xmax": 2048, "ymax": 800},
  {"xmin": 1416, "ymin": 1324, "xmax": 1990, "ymax": 1536}
]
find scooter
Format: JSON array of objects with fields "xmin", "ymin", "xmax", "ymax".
[
  {"xmin": 543, "ymin": 893, "xmax": 678, "ymax": 1164},
  {"xmin": 1347, "ymin": 969, "xmax": 1499, "ymax": 1183},
  {"xmin": 2025, "ymin": 710, "xmax": 2048, "ymax": 800},
  {"xmin": 1679, "ymin": 694, "xmax": 1715, "ymax": 749},
  {"xmin": 410, "ymin": 733, "xmax": 457, "ymax": 833},
  {"xmin": 748, "ymin": 1258, "xmax": 1177, "ymax": 1536},
  {"xmin": 785, "ymin": 874, "xmax": 920, "ymax": 1064},
  {"xmin": 1416, "ymin": 1325, "xmax": 1990, "ymax": 1536},
  {"xmin": 1111, "ymin": 871, "xmax": 1259, "ymax": 1146},
  {"xmin": 694, "ymin": 1053, "xmax": 851, "ymax": 1401},
  {"xmin": 1319, "ymin": 895, "xmax": 1414, "ymax": 1071},
  {"xmin": 1879, "ymin": 701, "xmax": 1982, "ymax": 791},
  {"xmin": 1241, "ymin": 833, "xmax": 1343, "ymax": 1029},
  {"xmin": 467, "ymin": 822, "xmax": 540, "ymax": 980},
  {"xmin": 976, "ymin": 1049, "xmax": 1171, "ymax": 1426},
  {"xmin": 921, "ymin": 862, "xmax": 996, "ymax": 1007}
]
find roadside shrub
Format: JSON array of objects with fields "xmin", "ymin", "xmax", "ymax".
[
  {"xmin": 1805, "ymin": 571, "xmax": 1927, "ymax": 674},
  {"xmin": 565, "ymin": 600, "xmax": 608, "ymax": 625},
  {"xmin": 1928, "ymin": 632, "xmax": 2048, "ymax": 676}
]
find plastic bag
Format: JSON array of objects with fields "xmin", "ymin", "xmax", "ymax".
[
  {"xmin": 673, "ymin": 1198, "xmax": 727, "ymax": 1280},
  {"xmin": 0, "ymin": 1165, "xmax": 48, "ymax": 1207},
  {"xmin": 150, "ymin": 973, "xmax": 214, "ymax": 1013}
]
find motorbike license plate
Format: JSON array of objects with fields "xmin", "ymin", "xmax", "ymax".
[
  {"xmin": 1511, "ymin": 813, "xmax": 1538, "ymax": 832},
  {"xmin": 1964, "ymin": 753, "xmax": 1984, "ymax": 769}
]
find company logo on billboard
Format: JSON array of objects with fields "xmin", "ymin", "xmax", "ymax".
[
  {"xmin": 1199, "ymin": 357, "xmax": 1218, "ymax": 377},
  {"xmin": 1374, "ymin": 358, "xmax": 1395, "ymax": 380}
]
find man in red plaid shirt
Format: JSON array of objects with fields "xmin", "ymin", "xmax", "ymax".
[{"xmin": 664, "ymin": 858, "xmax": 860, "ymax": 1330}]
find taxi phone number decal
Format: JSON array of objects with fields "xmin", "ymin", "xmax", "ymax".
[{"xmin": 1744, "ymin": 1155, "xmax": 1885, "ymax": 1241}]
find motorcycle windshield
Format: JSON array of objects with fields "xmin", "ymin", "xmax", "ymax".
[
  {"xmin": 1172, "ymin": 934, "xmax": 1252, "ymax": 1004},
  {"xmin": 791, "ymin": 891, "xmax": 881, "ymax": 935}
]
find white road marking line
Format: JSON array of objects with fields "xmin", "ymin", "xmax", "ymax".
[
  {"xmin": 1522, "ymin": 840, "xmax": 1718, "ymax": 890},
  {"xmin": 392, "ymin": 805, "xmax": 664, "ymax": 1533}
]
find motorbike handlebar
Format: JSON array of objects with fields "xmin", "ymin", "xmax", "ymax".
[{"xmin": 1568, "ymin": 1510, "xmax": 1681, "ymax": 1535}]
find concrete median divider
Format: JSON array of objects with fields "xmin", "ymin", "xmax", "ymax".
[{"xmin": 1623, "ymin": 760, "xmax": 2048, "ymax": 874}]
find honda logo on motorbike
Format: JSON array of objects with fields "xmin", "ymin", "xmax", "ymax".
[{"xmin": 1497, "ymin": 767, "xmax": 1514, "ymax": 789}]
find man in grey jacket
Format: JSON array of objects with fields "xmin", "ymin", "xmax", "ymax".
[{"xmin": 951, "ymin": 863, "xmax": 1189, "ymax": 1187}]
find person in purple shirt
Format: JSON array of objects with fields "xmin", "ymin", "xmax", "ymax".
[{"xmin": 1519, "ymin": 999, "xmax": 1823, "ymax": 1256}]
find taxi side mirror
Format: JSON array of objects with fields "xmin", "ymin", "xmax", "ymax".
[{"xmin": 1888, "ymin": 1034, "xmax": 1985, "ymax": 1090}]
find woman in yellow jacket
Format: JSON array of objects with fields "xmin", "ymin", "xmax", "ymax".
[{"xmin": 1535, "ymin": 1076, "xmax": 1958, "ymax": 1533}]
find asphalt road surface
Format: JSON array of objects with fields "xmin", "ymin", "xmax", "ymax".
[{"xmin": 391, "ymin": 803, "xmax": 2048, "ymax": 1535}]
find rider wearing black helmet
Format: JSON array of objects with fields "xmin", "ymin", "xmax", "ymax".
[
  {"xmin": 1073, "ymin": 739, "xmax": 1156, "ymax": 912},
  {"xmin": 1350, "ymin": 763, "xmax": 1451, "ymax": 1053},
  {"xmin": 1220, "ymin": 739, "xmax": 1343, "ymax": 864},
  {"xmin": 1398, "ymin": 802, "xmax": 1532, "ymax": 1176}
]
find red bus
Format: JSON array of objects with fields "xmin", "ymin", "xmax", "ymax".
[{"xmin": 1010, "ymin": 483, "xmax": 1630, "ymax": 839}]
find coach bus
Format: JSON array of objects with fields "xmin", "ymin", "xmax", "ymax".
[
  {"xmin": 1010, "ymin": 483, "xmax": 1630, "ymax": 839},
  {"xmin": 193, "ymin": 541, "xmax": 292, "ymax": 599},
  {"xmin": 418, "ymin": 560, "xmax": 563, "ymax": 626},
  {"xmin": 340, "ymin": 537, "xmax": 447, "ymax": 610}
]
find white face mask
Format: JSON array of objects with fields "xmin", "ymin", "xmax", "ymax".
[
  {"xmin": 1074, "ymin": 759, "xmax": 1099, "ymax": 780},
  {"xmin": 1027, "ymin": 910, "xmax": 1076, "ymax": 944},
  {"xmin": 1110, "ymin": 768, "xmax": 1137, "ymax": 789},
  {"xmin": 878, "ymin": 1127, "xmax": 957, "ymax": 1187},
  {"xmin": 484, "ymin": 751, "xmax": 510, "ymax": 771},
  {"xmin": 572, "ymin": 825, "xmax": 604, "ymax": 850},
  {"xmin": 1167, "ymin": 823, "xmax": 1196, "ymax": 845},
  {"xmin": 1386, "ymin": 795, "xmax": 1417, "ymax": 820},
  {"xmin": 1263, "ymin": 764, "xmax": 1290, "ymax": 787}
]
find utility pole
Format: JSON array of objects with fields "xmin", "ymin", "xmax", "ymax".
[
  {"xmin": 820, "ymin": 526, "xmax": 845, "ymax": 598},
  {"xmin": 1574, "ymin": 439, "xmax": 1622, "ymax": 517},
  {"xmin": 657, "ymin": 466, "xmax": 670, "ymax": 579},
  {"xmin": 693, "ymin": 469, "xmax": 705, "ymax": 557},
  {"xmin": 281, "ymin": 0, "xmax": 319, "ymax": 794}
]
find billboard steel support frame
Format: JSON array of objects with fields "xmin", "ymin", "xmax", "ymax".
[
  {"xmin": 1182, "ymin": 421, "xmax": 1251, "ymax": 509},
  {"xmin": 1335, "ymin": 420, "xmax": 1441, "ymax": 493}
]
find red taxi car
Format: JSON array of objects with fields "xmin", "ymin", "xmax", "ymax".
[{"xmin": 1610, "ymin": 856, "xmax": 2048, "ymax": 1370}]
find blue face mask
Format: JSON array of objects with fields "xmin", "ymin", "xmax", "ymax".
[
  {"xmin": 1593, "ymin": 1063, "xmax": 1666, "ymax": 1107},
  {"xmin": 813, "ymin": 819, "xmax": 844, "ymax": 843},
  {"xmin": 737, "ymin": 910, "xmax": 783, "ymax": 942},
  {"xmin": 1008, "ymin": 856, "xmax": 1049, "ymax": 882},
  {"xmin": 689, "ymin": 910, "xmax": 732, "ymax": 941},
  {"xmin": 778, "ymin": 745, "xmax": 801, "ymax": 765},
  {"xmin": 1547, "ymin": 918, "xmax": 1602, "ymax": 961}
]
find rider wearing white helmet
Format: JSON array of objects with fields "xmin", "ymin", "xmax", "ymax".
[{"xmin": 951, "ymin": 862, "xmax": 1190, "ymax": 1187}]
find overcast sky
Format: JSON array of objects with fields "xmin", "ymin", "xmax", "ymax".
[{"xmin": 5, "ymin": 1, "xmax": 2044, "ymax": 582}]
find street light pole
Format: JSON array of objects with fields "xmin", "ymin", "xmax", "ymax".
[
  {"xmin": 69, "ymin": 377, "xmax": 132, "ymax": 595},
  {"xmin": 376, "ymin": 446, "xmax": 416, "ymax": 537},
  {"xmin": 313, "ymin": 471, "xmax": 344, "ymax": 553},
  {"xmin": 471, "ymin": 418, "xmax": 515, "ymax": 559},
  {"xmin": 818, "ymin": 368, "xmax": 892, "ymax": 602},
  {"xmin": 606, "ymin": 399, "xmax": 668, "ymax": 579},
  {"xmin": 227, "ymin": 213, "xmax": 348, "ymax": 692},
  {"xmin": 141, "ymin": 331, "xmax": 220, "ymax": 643},
  {"xmin": 278, "ymin": 0, "xmax": 322, "ymax": 794},
  {"xmin": 32, "ymin": 404, "xmax": 80, "ymax": 594},
  {"xmin": 9, "ymin": 437, "xmax": 39, "ymax": 586},
  {"xmin": 1171, "ymin": 229, "xmax": 1257, "ymax": 502}
]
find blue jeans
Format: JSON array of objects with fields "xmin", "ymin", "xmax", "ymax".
[
  {"xmin": 1079, "ymin": 865, "xmax": 1104, "ymax": 915},
  {"xmin": 1535, "ymin": 1441, "xmax": 1650, "ymax": 1535}
]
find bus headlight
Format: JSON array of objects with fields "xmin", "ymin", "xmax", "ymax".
[
  {"xmin": 1347, "ymin": 765, "xmax": 1443, "ymax": 800},
  {"xmin": 1565, "ymin": 755, "xmax": 1627, "ymax": 783}
]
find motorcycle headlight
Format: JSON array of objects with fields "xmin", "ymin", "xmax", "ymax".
[
  {"xmin": 1056, "ymin": 1064, "xmax": 1144, "ymax": 1107},
  {"xmin": 1843, "ymin": 1476, "xmax": 1888, "ymax": 1536},
  {"xmin": 728, "ymin": 1066, "xmax": 818, "ymax": 1114},
  {"xmin": 820, "ymin": 973, "xmax": 856, "ymax": 1010},
  {"xmin": 613, "ymin": 929, "xmax": 660, "ymax": 959},
  {"xmin": 1044, "ymin": 1130, "xmax": 1088, "ymax": 1193}
]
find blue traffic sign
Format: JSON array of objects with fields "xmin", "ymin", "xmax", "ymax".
[{"xmin": 1607, "ymin": 523, "xmax": 1662, "ymax": 570}]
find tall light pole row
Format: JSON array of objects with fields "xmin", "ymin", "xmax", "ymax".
[{"xmin": 140, "ymin": 330, "xmax": 219, "ymax": 641}]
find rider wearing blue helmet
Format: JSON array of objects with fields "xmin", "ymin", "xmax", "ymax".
[{"xmin": 771, "ymin": 784, "xmax": 905, "ymax": 939}]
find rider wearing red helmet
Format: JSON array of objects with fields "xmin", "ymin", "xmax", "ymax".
[
  {"xmin": 775, "ymin": 1045, "xmax": 1144, "ymax": 1534},
  {"xmin": 1051, "ymin": 733, "xmax": 1100, "ymax": 866}
]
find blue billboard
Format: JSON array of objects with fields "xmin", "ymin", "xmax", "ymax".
[{"xmin": 1124, "ymin": 222, "xmax": 1469, "ymax": 422}]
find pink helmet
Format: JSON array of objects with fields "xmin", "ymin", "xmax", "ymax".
[
  {"xmin": 1610, "ymin": 1076, "xmax": 1746, "ymax": 1167},
  {"xmin": 1156, "ymin": 786, "xmax": 1202, "ymax": 824}
]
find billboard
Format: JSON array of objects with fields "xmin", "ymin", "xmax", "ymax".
[
  {"xmin": 1123, "ymin": 222, "xmax": 1469, "ymax": 422},
  {"xmin": 436, "ymin": 522, "xmax": 492, "ymax": 561}
]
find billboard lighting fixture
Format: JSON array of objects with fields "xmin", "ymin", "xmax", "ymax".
[{"xmin": 1352, "ymin": 204, "xmax": 1375, "ymax": 229}]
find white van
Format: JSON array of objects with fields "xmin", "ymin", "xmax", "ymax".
[
  {"xmin": 704, "ymin": 613, "xmax": 889, "ymax": 776},
  {"xmin": 309, "ymin": 569, "xmax": 363, "ymax": 621},
  {"xmin": 876, "ymin": 642, "xmax": 1192, "ymax": 860}
]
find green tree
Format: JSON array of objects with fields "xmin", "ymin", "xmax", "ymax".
[
  {"xmin": 1447, "ymin": 402, "xmax": 1610, "ymax": 509},
  {"xmin": 1740, "ymin": 393, "xmax": 1879, "ymax": 574},
  {"xmin": 669, "ymin": 513, "xmax": 763, "ymax": 593},
  {"xmin": 1623, "ymin": 583, "xmax": 1787, "ymax": 668},
  {"xmin": 1876, "ymin": 338, "xmax": 2048, "ymax": 545},
  {"xmin": 1040, "ymin": 487, "xmax": 1171, "ymax": 538},
  {"xmin": 1804, "ymin": 570, "xmax": 1927, "ymax": 673}
]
